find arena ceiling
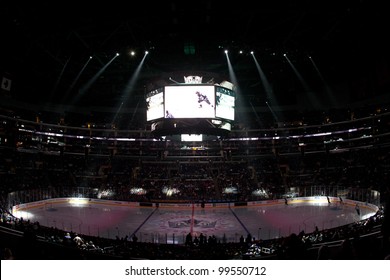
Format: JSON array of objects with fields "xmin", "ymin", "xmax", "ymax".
[{"xmin": 2, "ymin": 0, "xmax": 390, "ymax": 114}]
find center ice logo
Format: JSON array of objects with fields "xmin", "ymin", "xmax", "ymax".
[{"xmin": 168, "ymin": 219, "xmax": 217, "ymax": 228}]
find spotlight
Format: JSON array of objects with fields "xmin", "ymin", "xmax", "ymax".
[
  {"xmin": 145, "ymin": 51, "xmax": 149, "ymax": 55},
  {"xmin": 250, "ymin": 51, "xmax": 254, "ymax": 55},
  {"xmin": 224, "ymin": 50, "xmax": 228, "ymax": 54},
  {"xmin": 116, "ymin": 53, "xmax": 120, "ymax": 56}
]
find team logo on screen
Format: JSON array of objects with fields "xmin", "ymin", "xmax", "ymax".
[{"xmin": 168, "ymin": 218, "xmax": 217, "ymax": 228}]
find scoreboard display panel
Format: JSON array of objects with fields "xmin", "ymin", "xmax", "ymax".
[
  {"xmin": 164, "ymin": 85, "xmax": 215, "ymax": 119},
  {"xmin": 146, "ymin": 89, "xmax": 164, "ymax": 121},
  {"xmin": 215, "ymin": 86, "xmax": 235, "ymax": 121},
  {"xmin": 146, "ymin": 83, "xmax": 235, "ymax": 136}
]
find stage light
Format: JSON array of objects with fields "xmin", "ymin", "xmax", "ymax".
[
  {"xmin": 250, "ymin": 51, "xmax": 254, "ymax": 55},
  {"xmin": 130, "ymin": 51, "xmax": 135, "ymax": 56},
  {"xmin": 224, "ymin": 50, "xmax": 228, "ymax": 54},
  {"xmin": 145, "ymin": 50, "xmax": 149, "ymax": 54},
  {"xmin": 116, "ymin": 53, "xmax": 120, "ymax": 56}
]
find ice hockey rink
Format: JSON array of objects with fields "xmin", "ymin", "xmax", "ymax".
[{"xmin": 12, "ymin": 197, "xmax": 378, "ymax": 244}]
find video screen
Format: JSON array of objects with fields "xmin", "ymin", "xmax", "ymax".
[
  {"xmin": 181, "ymin": 134, "xmax": 203, "ymax": 142},
  {"xmin": 164, "ymin": 85, "xmax": 215, "ymax": 118},
  {"xmin": 146, "ymin": 89, "xmax": 164, "ymax": 121},
  {"xmin": 215, "ymin": 86, "xmax": 235, "ymax": 121}
]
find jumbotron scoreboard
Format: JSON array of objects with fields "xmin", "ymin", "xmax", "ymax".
[{"xmin": 145, "ymin": 76, "xmax": 236, "ymax": 137}]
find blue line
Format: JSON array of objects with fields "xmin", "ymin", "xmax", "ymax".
[
  {"xmin": 228, "ymin": 205, "xmax": 250, "ymax": 235},
  {"xmin": 131, "ymin": 207, "xmax": 158, "ymax": 237}
]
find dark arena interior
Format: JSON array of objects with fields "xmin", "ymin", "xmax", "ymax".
[{"xmin": 1, "ymin": 1, "xmax": 390, "ymax": 261}]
